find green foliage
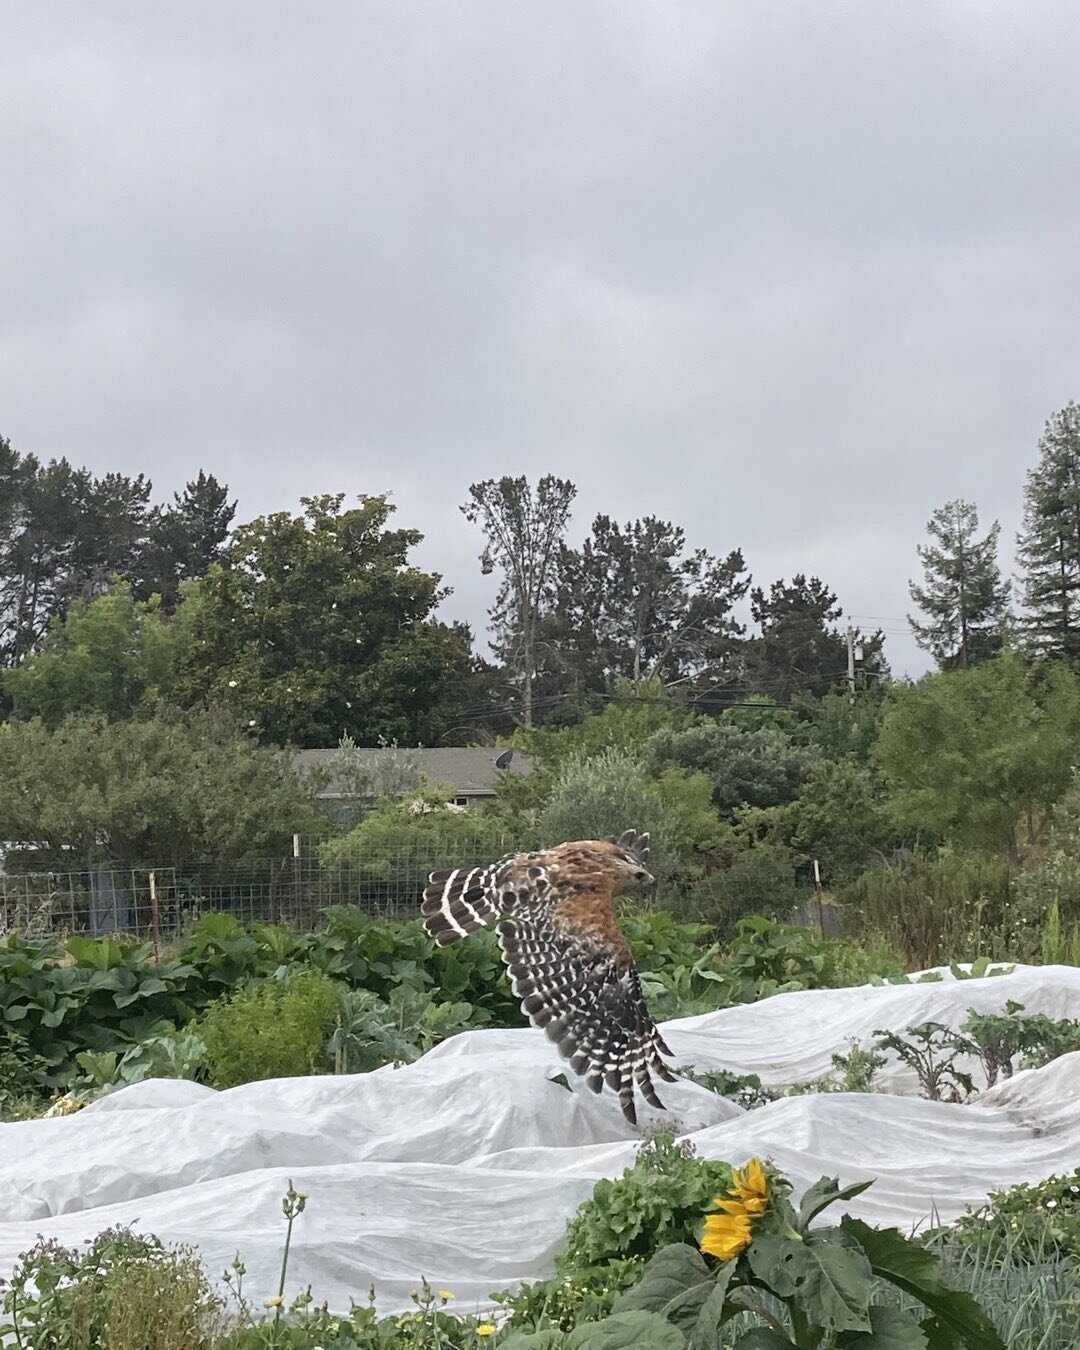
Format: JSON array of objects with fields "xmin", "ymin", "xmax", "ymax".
[
  {"xmin": 875, "ymin": 650, "xmax": 1080, "ymax": 858},
  {"xmin": 0, "ymin": 706, "xmax": 325, "ymax": 870},
  {"xmin": 0, "ymin": 1228, "xmax": 225, "ymax": 1349},
  {"xmin": 536, "ymin": 746, "xmax": 722, "ymax": 886},
  {"xmin": 200, "ymin": 971, "xmax": 343, "ymax": 1088},
  {"xmin": 462, "ymin": 475, "xmax": 577, "ymax": 728},
  {"xmin": 959, "ymin": 1000, "xmax": 1080, "ymax": 1086},
  {"xmin": 950, "ymin": 1170, "xmax": 1080, "ymax": 1265},
  {"xmin": 837, "ymin": 851, "xmax": 1020, "ymax": 968},
  {"xmin": 685, "ymin": 843, "xmax": 801, "ymax": 934},
  {"xmin": 328, "ymin": 985, "xmax": 488, "ymax": 1074},
  {"xmin": 1013, "ymin": 773, "xmax": 1080, "ymax": 950},
  {"xmin": 643, "ymin": 723, "xmax": 815, "ymax": 819},
  {"xmin": 172, "ymin": 492, "xmax": 474, "ymax": 747},
  {"xmin": 4, "ymin": 581, "xmax": 179, "ymax": 725},
  {"xmin": 1040, "ymin": 900, "xmax": 1080, "ymax": 965},
  {"xmin": 908, "ymin": 498, "xmax": 1011, "ymax": 670},
  {"xmin": 679, "ymin": 1067, "xmax": 778, "ymax": 1110},
  {"xmin": 747, "ymin": 574, "xmax": 886, "ymax": 704},
  {"xmin": 74, "ymin": 1026, "xmax": 208, "ymax": 1096},
  {"xmin": 319, "ymin": 796, "xmax": 516, "ymax": 893},
  {"xmin": 818, "ymin": 936, "xmax": 907, "ymax": 988},
  {"xmin": 744, "ymin": 757, "xmax": 896, "ymax": 887},
  {"xmin": 616, "ymin": 1172, "xmax": 1004, "ymax": 1350},
  {"xmin": 552, "ymin": 512, "xmax": 750, "ymax": 699},
  {"xmin": 871, "ymin": 1022, "xmax": 976, "ymax": 1102},
  {"xmin": 717, "ymin": 918, "xmax": 827, "ymax": 1000},
  {"xmin": 497, "ymin": 1128, "xmax": 734, "ymax": 1331},
  {"xmin": 785, "ymin": 1040, "xmax": 886, "ymax": 1097},
  {"xmin": 1017, "ymin": 401, "xmax": 1080, "ymax": 661}
]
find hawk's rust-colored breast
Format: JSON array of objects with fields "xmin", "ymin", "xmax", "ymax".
[{"xmin": 540, "ymin": 841, "xmax": 633, "ymax": 966}]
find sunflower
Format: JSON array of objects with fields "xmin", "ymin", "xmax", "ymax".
[{"xmin": 700, "ymin": 1157, "xmax": 770, "ymax": 1262}]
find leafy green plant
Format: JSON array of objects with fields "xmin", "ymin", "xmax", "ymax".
[
  {"xmin": 680, "ymin": 1068, "xmax": 778, "ymax": 1111},
  {"xmin": 201, "ymin": 971, "xmax": 342, "ymax": 1089},
  {"xmin": 610, "ymin": 1165, "xmax": 1005, "ymax": 1349},
  {"xmin": 872, "ymin": 1021, "xmax": 976, "ymax": 1101},
  {"xmin": 0, "ymin": 1228, "xmax": 226, "ymax": 1349},
  {"xmin": 949, "ymin": 1170, "xmax": 1080, "ymax": 1266},
  {"xmin": 786, "ymin": 1040, "xmax": 886, "ymax": 1097},
  {"xmin": 74, "ymin": 1025, "xmax": 208, "ymax": 1096},
  {"xmin": 327, "ymin": 985, "xmax": 488, "ymax": 1074},
  {"xmin": 495, "ymin": 1127, "xmax": 734, "ymax": 1331}
]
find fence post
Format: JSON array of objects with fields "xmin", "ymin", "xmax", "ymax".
[
  {"xmin": 149, "ymin": 870, "xmax": 161, "ymax": 966},
  {"xmin": 292, "ymin": 833, "xmax": 301, "ymax": 925},
  {"xmin": 813, "ymin": 859, "xmax": 826, "ymax": 941}
]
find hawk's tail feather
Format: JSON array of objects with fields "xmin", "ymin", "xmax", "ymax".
[{"xmin": 421, "ymin": 865, "xmax": 504, "ymax": 946}]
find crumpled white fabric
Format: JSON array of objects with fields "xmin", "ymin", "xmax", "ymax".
[{"xmin": 0, "ymin": 962, "xmax": 1077, "ymax": 1317}]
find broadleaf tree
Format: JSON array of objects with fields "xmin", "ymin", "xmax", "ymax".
[
  {"xmin": 172, "ymin": 493, "xmax": 474, "ymax": 747},
  {"xmin": 908, "ymin": 499, "xmax": 1011, "ymax": 668},
  {"xmin": 0, "ymin": 707, "xmax": 325, "ymax": 868},
  {"xmin": 4, "ymin": 582, "xmax": 176, "ymax": 725},
  {"xmin": 874, "ymin": 649, "xmax": 1080, "ymax": 858}
]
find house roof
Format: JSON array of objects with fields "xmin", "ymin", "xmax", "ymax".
[{"xmin": 294, "ymin": 746, "xmax": 533, "ymax": 797}]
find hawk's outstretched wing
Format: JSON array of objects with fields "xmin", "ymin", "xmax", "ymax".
[{"xmin": 421, "ymin": 836, "xmax": 675, "ymax": 1125}]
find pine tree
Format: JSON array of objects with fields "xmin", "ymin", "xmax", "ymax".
[
  {"xmin": 1017, "ymin": 403, "xmax": 1080, "ymax": 662},
  {"xmin": 748, "ymin": 575, "xmax": 886, "ymax": 703},
  {"xmin": 908, "ymin": 499, "xmax": 1010, "ymax": 668}
]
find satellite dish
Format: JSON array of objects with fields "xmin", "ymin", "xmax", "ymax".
[{"xmin": 493, "ymin": 748, "xmax": 514, "ymax": 771}]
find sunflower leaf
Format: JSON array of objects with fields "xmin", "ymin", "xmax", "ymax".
[
  {"xmin": 749, "ymin": 1233, "xmax": 873, "ymax": 1332},
  {"xmin": 840, "ymin": 1219, "xmax": 1005, "ymax": 1350},
  {"xmin": 797, "ymin": 1175, "xmax": 875, "ymax": 1232},
  {"xmin": 613, "ymin": 1243, "xmax": 715, "ymax": 1333},
  {"xmin": 836, "ymin": 1304, "xmax": 929, "ymax": 1347},
  {"xmin": 567, "ymin": 1309, "xmax": 687, "ymax": 1349}
]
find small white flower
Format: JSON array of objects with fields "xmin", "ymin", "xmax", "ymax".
[{"xmin": 227, "ymin": 679, "xmax": 238, "ymax": 688}]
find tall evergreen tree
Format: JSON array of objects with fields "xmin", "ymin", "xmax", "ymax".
[
  {"xmin": 461, "ymin": 475, "xmax": 576, "ymax": 726},
  {"xmin": 138, "ymin": 471, "xmax": 236, "ymax": 608},
  {"xmin": 908, "ymin": 499, "xmax": 1010, "ymax": 668},
  {"xmin": 748, "ymin": 574, "xmax": 886, "ymax": 703},
  {"xmin": 1017, "ymin": 402, "xmax": 1080, "ymax": 662},
  {"xmin": 554, "ymin": 514, "xmax": 750, "ymax": 701}
]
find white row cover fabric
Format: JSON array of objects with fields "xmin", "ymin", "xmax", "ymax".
[{"xmin": 1, "ymin": 963, "xmax": 1078, "ymax": 1318}]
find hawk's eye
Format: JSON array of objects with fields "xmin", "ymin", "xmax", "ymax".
[{"xmin": 633, "ymin": 869, "xmax": 647, "ymax": 881}]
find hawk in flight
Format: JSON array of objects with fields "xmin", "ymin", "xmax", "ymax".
[{"xmin": 421, "ymin": 829, "xmax": 676, "ymax": 1124}]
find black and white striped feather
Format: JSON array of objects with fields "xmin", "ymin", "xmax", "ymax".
[{"xmin": 421, "ymin": 845, "xmax": 675, "ymax": 1125}]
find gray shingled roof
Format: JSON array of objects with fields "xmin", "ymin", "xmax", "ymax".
[{"xmin": 294, "ymin": 746, "xmax": 533, "ymax": 797}]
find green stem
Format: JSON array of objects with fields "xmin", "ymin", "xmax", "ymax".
[{"xmin": 275, "ymin": 1211, "xmax": 294, "ymax": 1322}]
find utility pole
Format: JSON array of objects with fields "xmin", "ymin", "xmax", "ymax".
[{"xmin": 846, "ymin": 625, "xmax": 856, "ymax": 696}]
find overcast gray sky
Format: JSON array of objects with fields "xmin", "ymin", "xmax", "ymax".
[{"xmin": 3, "ymin": 2, "xmax": 1079, "ymax": 679}]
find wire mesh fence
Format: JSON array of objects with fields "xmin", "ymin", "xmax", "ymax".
[{"xmin": 0, "ymin": 826, "xmax": 523, "ymax": 941}]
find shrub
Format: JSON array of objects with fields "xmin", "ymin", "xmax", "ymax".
[
  {"xmin": 950, "ymin": 1170, "xmax": 1080, "ymax": 1265},
  {"xmin": 537, "ymin": 746, "xmax": 722, "ymax": 891},
  {"xmin": 837, "ymin": 850, "xmax": 1020, "ymax": 968},
  {"xmin": 682, "ymin": 841, "xmax": 801, "ymax": 934},
  {"xmin": 494, "ymin": 1126, "xmax": 733, "ymax": 1330},
  {"xmin": 0, "ymin": 1228, "xmax": 225, "ymax": 1349},
  {"xmin": 200, "ymin": 970, "xmax": 342, "ymax": 1088}
]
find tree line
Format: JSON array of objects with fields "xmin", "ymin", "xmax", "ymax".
[{"xmin": 0, "ymin": 400, "xmax": 1078, "ymax": 750}]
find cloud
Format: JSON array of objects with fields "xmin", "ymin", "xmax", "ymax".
[{"xmin": 3, "ymin": 1, "xmax": 1079, "ymax": 680}]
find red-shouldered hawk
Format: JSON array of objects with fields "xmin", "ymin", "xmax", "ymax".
[{"xmin": 421, "ymin": 829, "xmax": 676, "ymax": 1125}]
